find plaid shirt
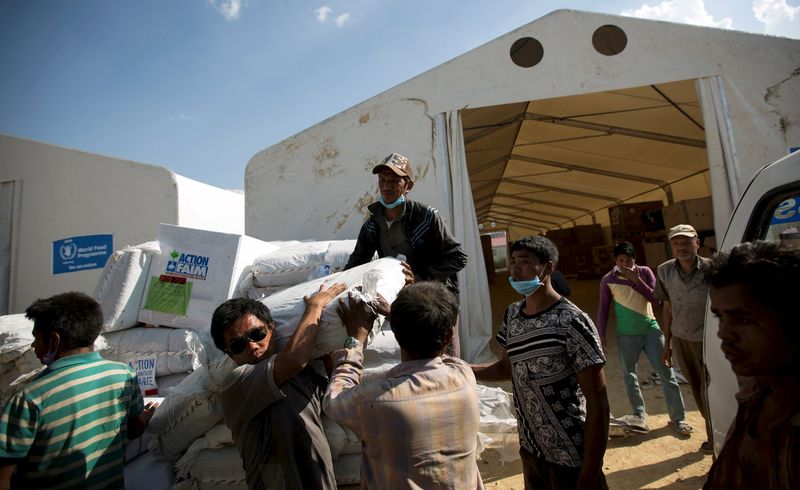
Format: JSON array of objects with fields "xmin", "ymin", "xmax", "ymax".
[{"xmin": 323, "ymin": 348, "xmax": 484, "ymax": 489}]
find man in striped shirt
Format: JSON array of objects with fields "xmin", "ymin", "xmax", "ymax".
[{"xmin": 0, "ymin": 292, "xmax": 156, "ymax": 489}]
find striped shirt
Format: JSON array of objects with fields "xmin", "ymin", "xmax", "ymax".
[
  {"xmin": 497, "ymin": 298, "xmax": 605, "ymax": 468},
  {"xmin": 324, "ymin": 348, "xmax": 484, "ymax": 489},
  {"xmin": 597, "ymin": 266, "xmax": 660, "ymax": 339},
  {"xmin": 0, "ymin": 351, "xmax": 143, "ymax": 489}
]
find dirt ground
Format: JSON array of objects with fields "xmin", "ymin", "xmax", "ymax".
[{"xmin": 477, "ymin": 275, "xmax": 713, "ymax": 489}]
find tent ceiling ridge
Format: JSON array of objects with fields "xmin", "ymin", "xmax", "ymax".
[
  {"xmin": 503, "ymin": 177, "xmax": 618, "ymax": 202},
  {"xmin": 510, "ymin": 153, "xmax": 666, "ymax": 186},
  {"xmin": 523, "ymin": 112, "xmax": 707, "ymax": 148}
]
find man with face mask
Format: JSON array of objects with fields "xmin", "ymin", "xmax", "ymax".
[
  {"xmin": 0, "ymin": 292, "xmax": 157, "ymax": 489},
  {"xmin": 471, "ymin": 236, "xmax": 609, "ymax": 490},
  {"xmin": 345, "ymin": 152, "xmax": 468, "ymax": 355}
]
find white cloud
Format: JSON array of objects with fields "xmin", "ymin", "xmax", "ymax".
[
  {"xmin": 621, "ymin": 0, "xmax": 733, "ymax": 29},
  {"xmin": 169, "ymin": 114, "xmax": 197, "ymax": 121},
  {"xmin": 210, "ymin": 0, "xmax": 243, "ymax": 21},
  {"xmin": 315, "ymin": 6, "xmax": 332, "ymax": 22},
  {"xmin": 334, "ymin": 13, "xmax": 351, "ymax": 27},
  {"xmin": 314, "ymin": 6, "xmax": 350, "ymax": 26},
  {"xmin": 753, "ymin": 0, "xmax": 800, "ymax": 37}
]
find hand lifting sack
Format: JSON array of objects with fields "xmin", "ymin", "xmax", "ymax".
[
  {"xmin": 263, "ymin": 258, "xmax": 405, "ymax": 358},
  {"xmin": 93, "ymin": 241, "xmax": 161, "ymax": 332},
  {"xmin": 251, "ymin": 240, "xmax": 357, "ymax": 288},
  {"xmin": 103, "ymin": 326, "xmax": 207, "ymax": 376},
  {"xmin": 146, "ymin": 356, "xmax": 236, "ymax": 462}
]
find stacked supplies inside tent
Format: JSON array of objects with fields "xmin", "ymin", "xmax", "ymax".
[{"xmin": 242, "ymin": 239, "xmax": 358, "ymax": 299}]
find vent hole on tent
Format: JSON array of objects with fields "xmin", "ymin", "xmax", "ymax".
[
  {"xmin": 510, "ymin": 37, "xmax": 544, "ymax": 68},
  {"xmin": 592, "ymin": 25, "xmax": 627, "ymax": 56}
]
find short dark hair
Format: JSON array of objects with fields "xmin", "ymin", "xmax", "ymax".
[
  {"xmin": 389, "ymin": 282, "xmax": 458, "ymax": 358},
  {"xmin": 703, "ymin": 241, "xmax": 799, "ymax": 330},
  {"xmin": 25, "ymin": 292, "xmax": 103, "ymax": 350},
  {"xmin": 510, "ymin": 235, "xmax": 559, "ymax": 267},
  {"xmin": 210, "ymin": 298, "xmax": 274, "ymax": 352},
  {"xmin": 613, "ymin": 241, "xmax": 636, "ymax": 258}
]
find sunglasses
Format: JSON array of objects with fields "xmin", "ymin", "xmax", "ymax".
[{"xmin": 226, "ymin": 325, "xmax": 270, "ymax": 354}]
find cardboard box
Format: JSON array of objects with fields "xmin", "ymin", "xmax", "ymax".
[
  {"xmin": 643, "ymin": 241, "xmax": 670, "ymax": 268},
  {"xmin": 684, "ymin": 197, "xmax": 714, "ymax": 231},
  {"xmin": 546, "ymin": 228, "xmax": 576, "ymax": 247},
  {"xmin": 663, "ymin": 197, "xmax": 714, "ymax": 231},
  {"xmin": 138, "ymin": 224, "xmax": 280, "ymax": 331},
  {"xmin": 608, "ymin": 201, "xmax": 664, "ymax": 234},
  {"xmin": 574, "ymin": 224, "xmax": 604, "ymax": 245}
]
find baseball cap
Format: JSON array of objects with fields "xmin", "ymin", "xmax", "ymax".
[
  {"xmin": 372, "ymin": 153, "xmax": 414, "ymax": 181},
  {"xmin": 668, "ymin": 224, "xmax": 698, "ymax": 240}
]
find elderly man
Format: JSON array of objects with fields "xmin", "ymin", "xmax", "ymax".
[
  {"xmin": 210, "ymin": 283, "xmax": 347, "ymax": 490},
  {"xmin": 654, "ymin": 224, "xmax": 712, "ymax": 452},
  {"xmin": 324, "ymin": 282, "xmax": 483, "ymax": 489},
  {"xmin": 345, "ymin": 152, "xmax": 467, "ymax": 355},
  {"xmin": 703, "ymin": 241, "xmax": 800, "ymax": 489},
  {"xmin": 0, "ymin": 292, "xmax": 156, "ymax": 489}
]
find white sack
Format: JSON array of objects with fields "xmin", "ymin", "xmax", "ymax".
[
  {"xmin": 476, "ymin": 384, "xmax": 519, "ymax": 464},
  {"xmin": 171, "ymin": 445, "xmax": 247, "ymax": 490},
  {"xmin": 175, "ymin": 423, "xmax": 235, "ymax": 480},
  {"xmin": 94, "ymin": 241, "xmax": 160, "ymax": 332},
  {"xmin": 252, "ymin": 240, "xmax": 357, "ymax": 288},
  {"xmin": 124, "ymin": 431, "xmax": 154, "ymax": 463},
  {"xmin": 147, "ymin": 356, "xmax": 236, "ymax": 462},
  {"xmin": 334, "ymin": 453, "xmax": 362, "ymax": 486},
  {"xmin": 103, "ymin": 327, "xmax": 207, "ymax": 376},
  {"xmin": 264, "ymin": 258, "xmax": 405, "ymax": 358},
  {"xmin": 0, "ymin": 314, "xmax": 34, "ymax": 364}
]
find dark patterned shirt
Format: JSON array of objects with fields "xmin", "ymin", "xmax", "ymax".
[{"xmin": 497, "ymin": 297, "xmax": 605, "ymax": 468}]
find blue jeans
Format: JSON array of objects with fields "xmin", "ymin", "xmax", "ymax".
[{"xmin": 617, "ymin": 329, "xmax": 686, "ymax": 422}]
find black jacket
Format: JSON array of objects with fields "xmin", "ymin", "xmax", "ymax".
[{"xmin": 344, "ymin": 200, "xmax": 468, "ymax": 294}]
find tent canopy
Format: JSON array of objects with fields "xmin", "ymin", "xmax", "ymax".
[{"xmin": 463, "ymin": 79, "xmax": 710, "ymax": 238}]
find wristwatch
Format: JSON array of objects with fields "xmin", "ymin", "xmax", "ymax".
[{"xmin": 344, "ymin": 336, "xmax": 362, "ymax": 349}]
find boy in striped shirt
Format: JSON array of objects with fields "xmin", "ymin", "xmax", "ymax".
[{"xmin": 0, "ymin": 292, "xmax": 156, "ymax": 489}]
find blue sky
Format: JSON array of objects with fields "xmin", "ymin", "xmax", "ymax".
[{"xmin": 1, "ymin": 0, "xmax": 798, "ymax": 190}]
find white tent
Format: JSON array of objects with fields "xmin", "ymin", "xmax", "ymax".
[
  {"xmin": 0, "ymin": 135, "xmax": 245, "ymax": 315},
  {"xmin": 245, "ymin": 10, "xmax": 800, "ymax": 362}
]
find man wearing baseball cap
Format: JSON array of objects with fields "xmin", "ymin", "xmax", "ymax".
[
  {"xmin": 344, "ymin": 152, "xmax": 468, "ymax": 356},
  {"xmin": 654, "ymin": 224, "xmax": 713, "ymax": 453}
]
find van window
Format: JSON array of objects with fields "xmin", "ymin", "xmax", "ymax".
[{"xmin": 746, "ymin": 191, "xmax": 800, "ymax": 248}]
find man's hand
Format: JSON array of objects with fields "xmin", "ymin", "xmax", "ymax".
[
  {"xmin": 337, "ymin": 293, "xmax": 377, "ymax": 344},
  {"xmin": 129, "ymin": 400, "xmax": 160, "ymax": 439},
  {"xmin": 401, "ymin": 261, "xmax": 415, "ymax": 286},
  {"xmin": 372, "ymin": 293, "xmax": 391, "ymax": 317},
  {"xmin": 305, "ymin": 282, "xmax": 348, "ymax": 309},
  {"xmin": 662, "ymin": 341, "xmax": 673, "ymax": 367},
  {"xmin": 617, "ymin": 266, "xmax": 639, "ymax": 283}
]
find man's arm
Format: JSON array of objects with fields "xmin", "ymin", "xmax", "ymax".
[
  {"xmin": 273, "ymin": 283, "xmax": 348, "ymax": 386},
  {"xmin": 661, "ymin": 300, "xmax": 674, "ymax": 367},
  {"xmin": 322, "ymin": 294, "xmax": 376, "ymax": 435},
  {"xmin": 575, "ymin": 364, "xmax": 609, "ymax": 490},
  {"xmin": 127, "ymin": 401, "xmax": 159, "ymax": 440},
  {"xmin": 471, "ymin": 350, "xmax": 512, "ymax": 382},
  {"xmin": 0, "ymin": 461, "xmax": 16, "ymax": 490}
]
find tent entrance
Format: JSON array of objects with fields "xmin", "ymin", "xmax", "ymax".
[{"xmin": 460, "ymin": 79, "xmax": 715, "ymax": 243}]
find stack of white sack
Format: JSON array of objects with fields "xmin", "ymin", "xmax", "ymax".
[
  {"xmin": 242, "ymin": 239, "xmax": 359, "ymax": 299},
  {"xmin": 92, "ymin": 241, "xmax": 219, "ymax": 463}
]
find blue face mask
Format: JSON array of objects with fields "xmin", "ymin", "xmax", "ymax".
[
  {"xmin": 508, "ymin": 275, "xmax": 543, "ymax": 297},
  {"xmin": 378, "ymin": 195, "xmax": 406, "ymax": 209}
]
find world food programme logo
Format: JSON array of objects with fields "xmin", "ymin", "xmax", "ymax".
[
  {"xmin": 59, "ymin": 242, "xmax": 78, "ymax": 261},
  {"xmin": 165, "ymin": 249, "xmax": 210, "ymax": 280}
]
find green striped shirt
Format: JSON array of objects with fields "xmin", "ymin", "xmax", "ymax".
[{"xmin": 0, "ymin": 351, "xmax": 143, "ymax": 489}]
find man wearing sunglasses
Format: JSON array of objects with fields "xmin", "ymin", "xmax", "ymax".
[{"xmin": 210, "ymin": 282, "xmax": 347, "ymax": 490}]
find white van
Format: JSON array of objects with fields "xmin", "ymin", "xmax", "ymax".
[{"xmin": 705, "ymin": 149, "xmax": 800, "ymax": 454}]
